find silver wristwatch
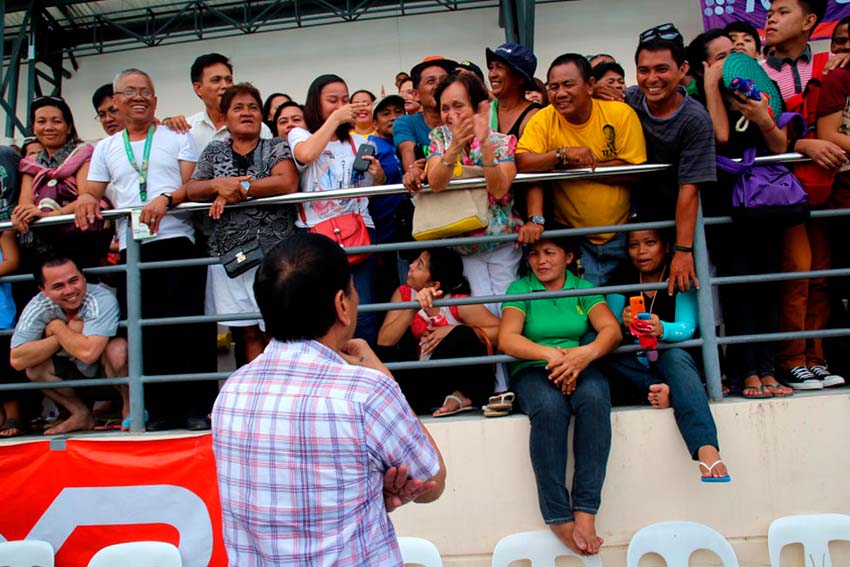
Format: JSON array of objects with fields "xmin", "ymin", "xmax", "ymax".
[{"xmin": 530, "ymin": 215, "xmax": 545, "ymax": 226}]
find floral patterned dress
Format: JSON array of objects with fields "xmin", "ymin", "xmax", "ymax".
[{"xmin": 428, "ymin": 125, "xmax": 522, "ymax": 255}]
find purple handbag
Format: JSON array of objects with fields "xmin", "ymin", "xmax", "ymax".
[{"xmin": 716, "ymin": 112, "xmax": 809, "ymax": 226}]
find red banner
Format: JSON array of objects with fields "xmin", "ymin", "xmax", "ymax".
[{"xmin": 0, "ymin": 435, "xmax": 226, "ymax": 567}]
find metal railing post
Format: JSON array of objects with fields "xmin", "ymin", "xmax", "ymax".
[
  {"xmin": 693, "ymin": 203, "xmax": 723, "ymax": 400},
  {"xmin": 124, "ymin": 223, "xmax": 145, "ymax": 431}
]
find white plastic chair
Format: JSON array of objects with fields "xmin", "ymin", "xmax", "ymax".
[
  {"xmin": 626, "ymin": 521, "xmax": 739, "ymax": 567},
  {"xmin": 397, "ymin": 537, "xmax": 442, "ymax": 567},
  {"xmin": 87, "ymin": 541, "xmax": 181, "ymax": 567},
  {"xmin": 0, "ymin": 540, "xmax": 54, "ymax": 567},
  {"xmin": 491, "ymin": 530, "xmax": 603, "ymax": 567},
  {"xmin": 768, "ymin": 513, "xmax": 850, "ymax": 567}
]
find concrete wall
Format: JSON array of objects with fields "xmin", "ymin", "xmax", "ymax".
[
  {"xmin": 3, "ymin": 0, "xmax": 705, "ymax": 142},
  {"xmin": 393, "ymin": 392, "xmax": 850, "ymax": 566}
]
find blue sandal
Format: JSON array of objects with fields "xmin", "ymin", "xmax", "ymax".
[
  {"xmin": 700, "ymin": 460, "xmax": 731, "ymax": 483},
  {"xmin": 121, "ymin": 410, "xmax": 149, "ymax": 431}
]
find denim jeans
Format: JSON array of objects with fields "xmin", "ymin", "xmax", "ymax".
[
  {"xmin": 579, "ymin": 232, "xmax": 628, "ymax": 286},
  {"xmin": 510, "ymin": 364, "xmax": 612, "ymax": 524},
  {"xmin": 353, "ymin": 229, "xmax": 379, "ymax": 347},
  {"xmin": 600, "ymin": 348, "xmax": 719, "ymax": 459}
]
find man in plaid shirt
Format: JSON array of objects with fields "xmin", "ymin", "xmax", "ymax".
[{"xmin": 212, "ymin": 232, "xmax": 446, "ymax": 566}]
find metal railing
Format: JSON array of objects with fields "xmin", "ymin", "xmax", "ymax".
[{"xmin": 1, "ymin": 151, "xmax": 848, "ymax": 433}]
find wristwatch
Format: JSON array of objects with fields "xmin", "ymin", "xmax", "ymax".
[
  {"xmin": 159, "ymin": 192, "xmax": 174, "ymax": 208},
  {"xmin": 530, "ymin": 215, "xmax": 545, "ymax": 226},
  {"xmin": 240, "ymin": 180, "xmax": 251, "ymax": 197}
]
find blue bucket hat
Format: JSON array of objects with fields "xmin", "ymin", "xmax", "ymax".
[{"xmin": 485, "ymin": 42, "xmax": 537, "ymax": 86}]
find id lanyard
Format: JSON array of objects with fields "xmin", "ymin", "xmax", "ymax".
[{"xmin": 122, "ymin": 125, "xmax": 155, "ymax": 201}]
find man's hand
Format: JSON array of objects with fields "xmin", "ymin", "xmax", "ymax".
[
  {"xmin": 516, "ymin": 222, "xmax": 544, "ymax": 247},
  {"xmin": 796, "ymin": 138, "xmax": 849, "ymax": 170},
  {"xmin": 565, "ymin": 147, "xmax": 597, "ymax": 170},
  {"xmin": 593, "ymin": 83, "xmax": 625, "ymax": 102},
  {"xmin": 403, "ymin": 160, "xmax": 427, "ymax": 194},
  {"xmin": 44, "ymin": 319, "xmax": 66, "ymax": 337},
  {"xmin": 669, "ymin": 250, "xmax": 699, "ymax": 295},
  {"xmin": 75, "ymin": 193, "xmax": 103, "ymax": 232},
  {"xmin": 140, "ymin": 195, "xmax": 169, "ymax": 235},
  {"xmin": 383, "ymin": 465, "xmax": 437, "ymax": 512},
  {"xmin": 161, "ymin": 115, "xmax": 192, "ymax": 133},
  {"xmin": 824, "ymin": 52, "xmax": 850, "ymax": 74},
  {"xmin": 340, "ymin": 338, "xmax": 391, "ymax": 376}
]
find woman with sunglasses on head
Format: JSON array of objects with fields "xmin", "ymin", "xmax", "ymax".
[
  {"xmin": 603, "ymin": 227, "xmax": 729, "ymax": 482},
  {"xmin": 289, "ymin": 74, "xmax": 385, "ymax": 346},
  {"xmin": 14, "ymin": 96, "xmax": 111, "ymax": 269}
]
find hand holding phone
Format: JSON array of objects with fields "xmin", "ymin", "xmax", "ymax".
[{"xmin": 353, "ymin": 143, "xmax": 377, "ymax": 173}]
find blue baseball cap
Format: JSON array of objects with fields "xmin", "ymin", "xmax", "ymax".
[{"xmin": 485, "ymin": 42, "xmax": 537, "ymax": 86}]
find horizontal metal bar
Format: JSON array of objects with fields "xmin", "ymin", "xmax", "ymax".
[
  {"xmin": 711, "ymin": 268, "xmax": 850, "ymax": 286},
  {"xmin": 0, "ymin": 153, "xmax": 817, "ymax": 233},
  {"xmin": 716, "ymin": 327, "xmax": 850, "ymax": 345}
]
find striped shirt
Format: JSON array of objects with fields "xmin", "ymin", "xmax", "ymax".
[
  {"xmin": 763, "ymin": 46, "xmax": 815, "ymax": 101},
  {"xmin": 212, "ymin": 339, "xmax": 440, "ymax": 567}
]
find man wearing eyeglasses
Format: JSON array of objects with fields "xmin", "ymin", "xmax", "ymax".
[
  {"xmin": 624, "ymin": 23, "xmax": 716, "ymax": 296},
  {"xmin": 77, "ymin": 68, "xmax": 218, "ymax": 431},
  {"xmin": 92, "ymin": 84, "xmax": 125, "ymax": 137},
  {"xmin": 515, "ymin": 53, "xmax": 647, "ymax": 286}
]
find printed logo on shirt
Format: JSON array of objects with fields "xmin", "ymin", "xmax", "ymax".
[{"xmin": 603, "ymin": 124, "xmax": 617, "ymax": 159}]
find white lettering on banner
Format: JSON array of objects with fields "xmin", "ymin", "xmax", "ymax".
[
  {"xmin": 745, "ymin": 0, "xmax": 771, "ymax": 13},
  {"xmin": 7, "ymin": 485, "xmax": 213, "ymax": 567}
]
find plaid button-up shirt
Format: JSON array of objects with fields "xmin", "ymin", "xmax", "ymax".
[{"xmin": 212, "ymin": 339, "xmax": 440, "ymax": 566}]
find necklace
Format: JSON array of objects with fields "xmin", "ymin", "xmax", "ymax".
[{"xmin": 639, "ymin": 266, "xmax": 666, "ymax": 315}]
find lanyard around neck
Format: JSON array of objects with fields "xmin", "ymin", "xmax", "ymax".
[{"xmin": 122, "ymin": 125, "xmax": 155, "ymax": 201}]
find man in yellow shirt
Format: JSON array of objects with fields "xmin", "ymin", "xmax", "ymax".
[{"xmin": 516, "ymin": 53, "xmax": 647, "ymax": 285}]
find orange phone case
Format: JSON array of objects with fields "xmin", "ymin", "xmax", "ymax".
[{"xmin": 629, "ymin": 295, "xmax": 646, "ymax": 314}]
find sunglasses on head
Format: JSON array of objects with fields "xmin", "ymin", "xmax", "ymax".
[{"xmin": 639, "ymin": 23, "xmax": 683, "ymax": 44}]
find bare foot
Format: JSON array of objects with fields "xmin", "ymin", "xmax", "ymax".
[
  {"xmin": 761, "ymin": 375, "xmax": 793, "ymax": 397},
  {"xmin": 648, "ymin": 383, "xmax": 671, "ymax": 408},
  {"xmin": 44, "ymin": 412, "xmax": 95, "ymax": 435},
  {"xmin": 432, "ymin": 391, "xmax": 471, "ymax": 417},
  {"xmin": 573, "ymin": 511, "xmax": 604, "ymax": 555},
  {"xmin": 697, "ymin": 445, "xmax": 729, "ymax": 479},
  {"xmin": 549, "ymin": 521, "xmax": 586, "ymax": 556}
]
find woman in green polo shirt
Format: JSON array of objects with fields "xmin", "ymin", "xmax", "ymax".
[{"xmin": 498, "ymin": 235, "xmax": 621, "ymax": 557}]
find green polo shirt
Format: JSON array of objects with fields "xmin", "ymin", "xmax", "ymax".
[{"xmin": 502, "ymin": 270, "xmax": 605, "ymax": 375}]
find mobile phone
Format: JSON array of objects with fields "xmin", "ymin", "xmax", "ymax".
[
  {"xmin": 629, "ymin": 295, "xmax": 646, "ymax": 315},
  {"xmin": 637, "ymin": 312, "xmax": 652, "ymax": 321},
  {"xmin": 353, "ymin": 143, "xmax": 376, "ymax": 173}
]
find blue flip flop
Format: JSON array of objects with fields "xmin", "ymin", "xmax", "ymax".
[
  {"xmin": 121, "ymin": 410, "xmax": 149, "ymax": 431},
  {"xmin": 700, "ymin": 460, "xmax": 731, "ymax": 483}
]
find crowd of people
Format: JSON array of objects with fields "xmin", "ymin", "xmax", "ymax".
[{"xmin": 1, "ymin": 0, "xmax": 850, "ymax": 558}]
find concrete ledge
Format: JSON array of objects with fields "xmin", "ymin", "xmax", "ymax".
[{"xmin": 392, "ymin": 392, "xmax": 850, "ymax": 566}]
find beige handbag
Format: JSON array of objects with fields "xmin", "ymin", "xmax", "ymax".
[{"xmin": 412, "ymin": 164, "xmax": 490, "ymax": 241}]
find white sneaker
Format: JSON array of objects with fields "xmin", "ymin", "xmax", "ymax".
[
  {"xmin": 785, "ymin": 366, "xmax": 824, "ymax": 390},
  {"xmin": 808, "ymin": 365, "xmax": 846, "ymax": 388}
]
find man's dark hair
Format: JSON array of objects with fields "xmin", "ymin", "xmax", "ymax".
[
  {"xmin": 770, "ymin": 0, "xmax": 827, "ymax": 35},
  {"xmin": 303, "ymin": 74, "xmax": 350, "ymax": 142},
  {"xmin": 635, "ymin": 38, "xmax": 687, "ymax": 67},
  {"xmin": 219, "ymin": 82, "xmax": 263, "ymax": 115},
  {"xmin": 35, "ymin": 254, "xmax": 82, "ymax": 287},
  {"xmin": 434, "ymin": 71, "xmax": 490, "ymax": 110},
  {"xmin": 724, "ymin": 20, "xmax": 762, "ymax": 52},
  {"xmin": 91, "ymin": 84, "xmax": 114, "ymax": 112},
  {"xmin": 254, "ymin": 233, "xmax": 353, "ymax": 342},
  {"xmin": 190, "ymin": 53, "xmax": 233, "ymax": 84},
  {"xmin": 547, "ymin": 53, "xmax": 592, "ymax": 83},
  {"xmin": 592, "ymin": 62, "xmax": 626, "ymax": 82}
]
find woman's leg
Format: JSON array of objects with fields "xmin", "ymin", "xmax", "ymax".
[
  {"xmin": 568, "ymin": 364, "xmax": 611, "ymax": 555},
  {"xmin": 655, "ymin": 349, "xmax": 720, "ymax": 459},
  {"xmin": 511, "ymin": 366, "xmax": 574, "ymax": 525}
]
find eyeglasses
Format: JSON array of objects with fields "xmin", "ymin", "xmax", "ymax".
[
  {"xmin": 116, "ymin": 88, "xmax": 154, "ymax": 98},
  {"xmin": 639, "ymin": 23, "xmax": 683, "ymax": 44}
]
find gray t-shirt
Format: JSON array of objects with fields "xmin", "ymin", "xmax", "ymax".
[
  {"xmin": 625, "ymin": 86, "xmax": 717, "ymax": 221},
  {"xmin": 11, "ymin": 284, "xmax": 120, "ymax": 376}
]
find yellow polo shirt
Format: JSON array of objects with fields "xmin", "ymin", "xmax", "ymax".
[{"xmin": 516, "ymin": 100, "xmax": 647, "ymax": 244}]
